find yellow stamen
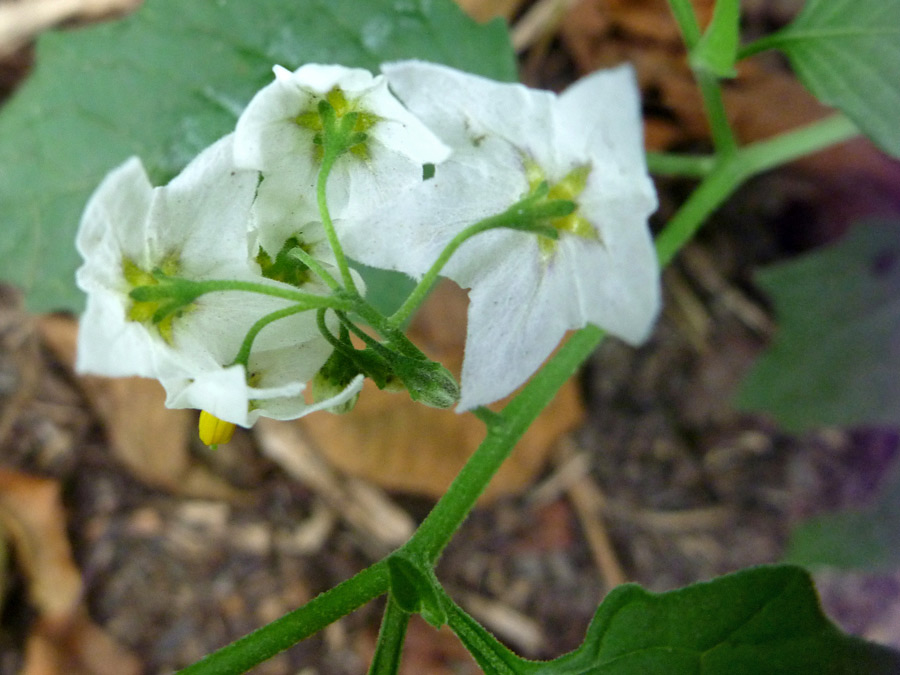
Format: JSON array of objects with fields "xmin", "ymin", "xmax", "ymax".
[{"xmin": 198, "ymin": 411, "xmax": 236, "ymax": 448}]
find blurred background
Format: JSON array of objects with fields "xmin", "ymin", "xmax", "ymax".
[{"xmin": 1, "ymin": 0, "xmax": 899, "ymax": 673}]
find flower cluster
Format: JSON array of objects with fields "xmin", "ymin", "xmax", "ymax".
[{"xmin": 75, "ymin": 59, "xmax": 660, "ymax": 443}]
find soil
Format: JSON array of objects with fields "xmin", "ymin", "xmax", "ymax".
[{"xmin": 1, "ymin": 2, "xmax": 899, "ymax": 674}]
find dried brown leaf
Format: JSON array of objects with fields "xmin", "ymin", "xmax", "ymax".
[
  {"xmin": 0, "ymin": 0, "xmax": 142, "ymax": 58},
  {"xmin": 0, "ymin": 468, "xmax": 82, "ymax": 620},
  {"xmin": 22, "ymin": 609, "xmax": 141, "ymax": 675},
  {"xmin": 38, "ymin": 314, "xmax": 241, "ymax": 499},
  {"xmin": 454, "ymin": 0, "xmax": 525, "ymax": 22},
  {"xmin": 559, "ymin": 0, "xmax": 830, "ymax": 149}
]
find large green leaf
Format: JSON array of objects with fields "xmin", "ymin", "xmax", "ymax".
[
  {"xmin": 737, "ymin": 221, "xmax": 900, "ymax": 431},
  {"xmin": 0, "ymin": 0, "xmax": 516, "ymax": 311},
  {"xmin": 755, "ymin": 0, "xmax": 900, "ymax": 157},
  {"xmin": 785, "ymin": 459, "xmax": 900, "ymax": 570},
  {"xmin": 533, "ymin": 566, "xmax": 900, "ymax": 674}
]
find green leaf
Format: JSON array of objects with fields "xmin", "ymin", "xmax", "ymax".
[
  {"xmin": 690, "ymin": 0, "xmax": 740, "ymax": 78},
  {"xmin": 387, "ymin": 554, "xmax": 447, "ymax": 628},
  {"xmin": 786, "ymin": 460, "xmax": 900, "ymax": 570},
  {"xmin": 0, "ymin": 0, "xmax": 516, "ymax": 312},
  {"xmin": 736, "ymin": 221, "xmax": 900, "ymax": 431},
  {"xmin": 752, "ymin": 0, "xmax": 900, "ymax": 158},
  {"xmin": 532, "ymin": 565, "xmax": 900, "ymax": 674}
]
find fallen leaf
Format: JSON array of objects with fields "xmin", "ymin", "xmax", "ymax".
[
  {"xmin": 0, "ymin": 0, "xmax": 142, "ymax": 58},
  {"xmin": 298, "ymin": 282, "xmax": 585, "ymax": 502},
  {"xmin": 559, "ymin": 0, "xmax": 832, "ymax": 149},
  {"xmin": 22, "ymin": 609, "xmax": 141, "ymax": 675},
  {"xmin": 454, "ymin": 0, "xmax": 525, "ymax": 22},
  {"xmin": 0, "ymin": 467, "xmax": 141, "ymax": 674},
  {"xmin": 255, "ymin": 418, "xmax": 415, "ymax": 552},
  {"xmin": 0, "ymin": 468, "xmax": 82, "ymax": 620},
  {"xmin": 37, "ymin": 314, "xmax": 242, "ymax": 499},
  {"xmin": 559, "ymin": 0, "xmax": 900, "ymax": 226}
]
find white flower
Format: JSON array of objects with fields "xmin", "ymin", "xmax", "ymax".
[
  {"xmin": 75, "ymin": 134, "xmax": 360, "ymax": 427},
  {"xmin": 344, "ymin": 61, "xmax": 660, "ymax": 410},
  {"xmin": 233, "ymin": 63, "xmax": 451, "ymax": 228}
]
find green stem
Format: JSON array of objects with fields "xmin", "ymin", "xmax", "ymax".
[
  {"xmin": 231, "ymin": 304, "xmax": 310, "ymax": 368},
  {"xmin": 404, "ymin": 326, "xmax": 605, "ymax": 564},
  {"xmin": 388, "ymin": 196, "xmax": 565, "ymax": 327},
  {"xmin": 368, "ymin": 599, "xmax": 411, "ymax": 675},
  {"xmin": 174, "ymin": 111, "xmax": 861, "ymax": 675},
  {"xmin": 666, "ymin": 0, "xmax": 737, "ymax": 155},
  {"xmin": 134, "ymin": 278, "xmax": 353, "ymax": 310},
  {"xmin": 316, "ymin": 149, "xmax": 359, "ymax": 294},
  {"xmin": 176, "ymin": 561, "xmax": 389, "ymax": 675},
  {"xmin": 389, "ymin": 218, "xmax": 497, "ymax": 326},
  {"xmin": 646, "ymin": 151, "xmax": 716, "ymax": 178},
  {"xmin": 404, "ymin": 114, "xmax": 860, "ymax": 567},
  {"xmin": 737, "ymin": 33, "xmax": 785, "ymax": 60},
  {"xmin": 655, "ymin": 112, "xmax": 859, "ymax": 266},
  {"xmin": 666, "ymin": 0, "xmax": 702, "ymax": 48},
  {"xmin": 442, "ymin": 592, "xmax": 535, "ymax": 675},
  {"xmin": 697, "ymin": 70, "xmax": 738, "ymax": 155},
  {"xmin": 290, "ymin": 247, "xmax": 341, "ymax": 291}
]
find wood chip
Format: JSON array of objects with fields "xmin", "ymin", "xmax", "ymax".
[
  {"xmin": 254, "ymin": 418, "xmax": 415, "ymax": 552},
  {"xmin": 461, "ymin": 591, "xmax": 545, "ymax": 655}
]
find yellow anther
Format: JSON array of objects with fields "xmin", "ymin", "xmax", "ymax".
[{"xmin": 198, "ymin": 410, "xmax": 236, "ymax": 448}]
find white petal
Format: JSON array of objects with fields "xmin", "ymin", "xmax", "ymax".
[
  {"xmin": 456, "ymin": 239, "xmax": 569, "ymax": 410},
  {"xmin": 339, "ymin": 143, "xmax": 526, "ymax": 279},
  {"xmin": 247, "ymin": 373, "xmax": 365, "ymax": 423},
  {"xmin": 234, "ymin": 69, "xmax": 317, "ymax": 170},
  {"xmin": 149, "ymin": 135, "xmax": 259, "ymax": 276},
  {"xmin": 381, "ymin": 60, "xmax": 555, "ymax": 160},
  {"xmin": 76, "ymin": 289, "xmax": 169, "ymax": 378},
  {"xmin": 163, "ymin": 365, "xmax": 256, "ymax": 426},
  {"xmin": 556, "ymin": 65, "xmax": 649, "ymax": 179},
  {"xmin": 76, "ymin": 157, "xmax": 154, "ymax": 280}
]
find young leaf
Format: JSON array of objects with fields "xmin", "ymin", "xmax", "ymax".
[
  {"xmin": 737, "ymin": 221, "xmax": 900, "ymax": 431},
  {"xmin": 0, "ymin": 0, "xmax": 516, "ymax": 312},
  {"xmin": 751, "ymin": 0, "xmax": 900, "ymax": 158},
  {"xmin": 690, "ymin": 0, "xmax": 741, "ymax": 78},
  {"xmin": 785, "ymin": 459, "xmax": 900, "ymax": 570},
  {"xmin": 531, "ymin": 565, "xmax": 900, "ymax": 674},
  {"xmin": 387, "ymin": 554, "xmax": 447, "ymax": 628}
]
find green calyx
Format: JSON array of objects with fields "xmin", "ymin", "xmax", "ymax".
[
  {"xmin": 312, "ymin": 349, "xmax": 362, "ymax": 414},
  {"xmin": 295, "ymin": 87, "xmax": 379, "ymax": 161},
  {"xmin": 123, "ymin": 255, "xmax": 186, "ymax": 343},
  {"xmin": 524, "ymin": 161, "xmax": 598, "ymax": 257},
  {"xmin": 257, "ymin": 235, "xmax": 313, "ymax": 287}
]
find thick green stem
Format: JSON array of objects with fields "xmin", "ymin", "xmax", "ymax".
[
  {"xmin": 646, "ymin": 151, "xmax": 716, "ymax": 178},
  {"xmin": 176, "ymin": 561, "xmax": 389, "ymax": 675},
  {"xmin": 655, "ymin": 113, "xmax": 859, "ymax": 266},
  {"xmin": 404, "ymin": 325, "xmax": 604, "ymax": 564},
  {"xmin": 443, "ymin": 594, "xmax": 530, "ymax": 675}
]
